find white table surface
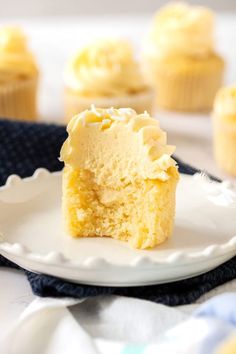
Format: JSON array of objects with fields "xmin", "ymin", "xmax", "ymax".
[{"xmin": 0, "ymin": 14, "xmax": 236, "ymax": 339}]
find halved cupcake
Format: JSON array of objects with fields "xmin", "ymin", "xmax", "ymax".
[
  {"xmin": 0, "ymin": 26, "xmax": 39, "ymax": 120},
  {"xmin": 60, "ymin": 107, "xmax": 179, "ymax": 249},
  {"xmin": 64, "ymin": 39, "xmax": 154, "ymax": 122}
]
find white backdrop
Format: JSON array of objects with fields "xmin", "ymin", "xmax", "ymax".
[{"xmin": 1, "ymin": 0, "xmax": 236, "ymax": 17}]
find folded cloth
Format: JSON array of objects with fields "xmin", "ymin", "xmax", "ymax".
[
  {"xmin": 0, "ymin": 119, "xmax": 235, "ymax": 306},
  {"xmin": 1, "ymin": 291, "xmax": 236, "ymax": 354}
]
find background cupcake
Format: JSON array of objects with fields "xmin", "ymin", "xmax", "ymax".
[
  {"xmin": 0, "ymin": 27, "xmax": 39, "ymax": 120},
  {"xmin": 143, "ymin": 2, "xmax": 225, "ymax": 112},
  {"xmin": 213, "ymin": 85, "xmax": 236, "ymax": 176},
  {"xmin": 64, "ymin": 39, "xmax": 154, "ymax": 121}
]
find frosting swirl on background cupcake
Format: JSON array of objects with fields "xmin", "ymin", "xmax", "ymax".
[
  {"xmin": 214, "ymin": 85, "xmax": 236, "ymax": 117},
  {"xmin": 64, "ymin": 39, "xmax": 148, "ymax": 96},
  {"xmin": 0, "ymin": 27, "xmax": 38, "ymax": 82},
  {"xmin": 146, "ymin": 2, "xmax": 215, "ymax": 58}
]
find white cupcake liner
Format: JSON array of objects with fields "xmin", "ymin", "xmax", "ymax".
[
  {"xmin": 0, "ymin": 78, "xmax": 38, "ymax": 120},
  {"xmin": 145, "ymin": 55, "xmax": 224, "ymax": 112}
]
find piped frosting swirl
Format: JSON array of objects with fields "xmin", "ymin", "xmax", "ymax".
[
  {"xmin": 64, "ymin": 39, "xmax": 149, "ymax": 96},
  {"xmin": 214, "ymin": 85, "xmax": 236, "ymax": 117},
  {"xmin": 0, "ymin": 27, "xmax": 38, "ymax": 82},
  {"xmin": 146, "ymin": 2, "xmax": 215, "ymax": 58},
  {"xmin": 60, "ymin": 107, "xmax": 177, "ymax": 185}
]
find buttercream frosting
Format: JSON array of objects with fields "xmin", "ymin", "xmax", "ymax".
[
  {"xmin": 0, "ymin": 27, "xmax": 38, "ymax": 82},
  {"xmin": 146, "ymin": 2, "xmax": 215, "ymax": 58},
  {"xmin": 60, "ymin": 106, "xmax": 176, "ymax": 185},
  {"xmin": 214, "ymin": 85, "xmax": 236, "ymax": 117},
  {"xmin": 64, "ymin": 39, "xmax": 148, "ymax": 96}
]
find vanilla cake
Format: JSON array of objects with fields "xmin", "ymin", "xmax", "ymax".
[{"xmin": 60, "ymin": 107, "xmax": 179, "ymax": 249}]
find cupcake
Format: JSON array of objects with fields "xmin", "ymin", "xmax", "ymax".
[
  {"xmin": 143, "ymin": 2, "xmax": 225, "ymax": 112},
  {"xmin": 0, "ymin": 27, "xmax": 38, "ymax": 120},
  {"xmin": 213, "ymin": 85, "xmax": 236, "ymax": 176},
  {"xmin": 64, "ymin": 39, "xmax": 154, "ymax": 122},
  {"xmin": 60, "ymin": 107, "xmax": 179, "ymax": 249}
]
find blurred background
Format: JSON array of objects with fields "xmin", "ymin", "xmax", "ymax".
[
  {"xmin": 1, "ymin": 0, "xmax": 236, "ymax": 16},
  {"xmin": 1, "ymin": 0, "xmax": 236, "ymax": 179}
]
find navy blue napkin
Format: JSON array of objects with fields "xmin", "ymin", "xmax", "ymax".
[{"xmin": 0, "ymin": 119, "xmax": 235, "ymax": 306}]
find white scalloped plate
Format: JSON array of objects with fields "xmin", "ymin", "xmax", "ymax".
[{"xmin": 0, "ymin": 169, "xmax": 236, "ymax": 286}]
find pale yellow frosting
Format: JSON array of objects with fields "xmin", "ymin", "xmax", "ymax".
[
  {"xmin": 0, "ymin": 27, "xmax": 38, "ymax": 82},
  {"xmin": 146, "ymin": 2, "xmax": 215, "ymax": 58},
  {"xmin": 214, "ymin": 85, "xmax": 236, "ymax": 117},
  {"xmin": 64, "ymin": 39, "xmax": 148, "ymax": 96},
  {"xmin": 60, "ymin": 106, "xmax": 176, "ymax": 185}
]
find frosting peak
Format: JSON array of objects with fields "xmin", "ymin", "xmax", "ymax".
[
  {"xmin": 0, "ymin": 26, "xmax": 38, "ymax": 81},
  {"xmin": 146, "ymin": 2, "xmax": 215, "ymax": 57},
  {"xmin": 60, "ymin": 107, "xmax": 176, "ymax": 184},
  {"xmin": 0, "ymin": 27, "xmax": 27, "ymax": 52},
  {"xmin": 64, "ymin": 39, "xmax": 148, "ymax": 96},
  {"xmin": 214, "ymin": 85, "xmax": 236, "ymax": 117}
]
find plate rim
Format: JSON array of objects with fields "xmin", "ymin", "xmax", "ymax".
[
  {"xmin": 0, "ymin": 168, "xmax": 236, "ymax": 271},
  {"xmin": 0, "ymin": 248, "xmax": 234, "ymax": 287}
]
